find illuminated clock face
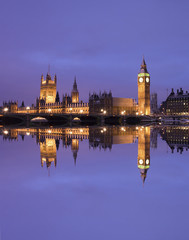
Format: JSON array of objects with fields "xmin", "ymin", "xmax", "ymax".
[
  {"xmin": 146, "ymin": 77, "xmax": 150, "ymax": 83},
  {"xmin": 146, "ymin": 159, "xmax": 150, "ymax": 164},
  {"xmin": 139, "ymin": 77, "xmax": 143, "ymax": 83},
  {"xmin": 139, "ymin": 159, "xmax": 143, "ymax": 164}
]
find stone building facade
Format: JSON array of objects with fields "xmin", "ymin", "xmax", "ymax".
[{"xmin": 161, "ymin": 88, "xmax": 189, "ymax": 115}]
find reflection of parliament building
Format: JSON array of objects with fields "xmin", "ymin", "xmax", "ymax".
[
  {"xmin": 2, "ymin": 58, "xmax": 151, "ymax": 116},
  {"xmin": 1, "ymin": 126, "xmax": 152, "ymax": 184}
]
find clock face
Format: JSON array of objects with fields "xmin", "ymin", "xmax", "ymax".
[
  {"xmin": 146, "ymin": 77, "xmax": 150, "ymax": 83},
  {"xmin": 139, "ymin": 159, "xmax": 143, "ymax": 164},
  {"xmin": 146, "ymin": 159, "xmax": 150, "ymax": 164},
  {"xmin": 139, "ymin": 77, "xmax": 143, "ymax": 83}
]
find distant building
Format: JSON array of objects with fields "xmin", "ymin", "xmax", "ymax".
[
  {"xmin": 36, "ymin": 75, "xmax": 89, "ymax": 114},
  {"xmin": 150, "ymin": 93, "xmax": 158, "ymax": 113},
  {"xmin": 161, "ymin": 88, "xmax": 189, "ymax": 115},
  {"xmin": 3, "ymin": 101, "xmax": 18, "ymax": 113},
  {"xmin": 89, "ymin": 91, "xmax": 137, "ymax": 115},
  {"xmin": 1, "ymin": 58, "xmax": 152, "ymax": 116}
]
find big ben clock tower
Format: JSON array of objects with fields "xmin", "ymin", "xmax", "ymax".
[{"xmin": 138, "ymin": 57, "xmax": 150, "ymax": 115}]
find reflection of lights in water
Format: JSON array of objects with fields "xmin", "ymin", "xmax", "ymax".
[
  {"xmin": 3, "ymin": 130, "xmax": 9, "ymax": 135},
  {"xmin": 139, "ymin": 159, "xmax": 143, "ymax": 164},
  {"xmin": 121, "ymin": 127, "xmax": 126, "ymax": 132}
]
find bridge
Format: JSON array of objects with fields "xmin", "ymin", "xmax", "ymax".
[{"xmin": 0, "ymin": 113, "xmax": 157, "ymax": 126}]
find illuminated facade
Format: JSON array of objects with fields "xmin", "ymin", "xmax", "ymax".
[
  {"xmin": 36, "ymin": 76, "xmax": 89, "ymax": 114},
  {"xmin": 137, "ymin": 126, "xmax": 150, "ymax": 184},
  {"xmin": 40, "ymin": 73, "xmax": 57, "ymax": 104},
  {"xmin": 161, "ymin": 88, "xmax": 189, "ymax": 115},
  {"xmin": 89, "ymin": 92, "xmax": 137, "ymax": 115},
  {"xmin": 138, "ymin": 58, "xmax": 151, "ymax": 115}
]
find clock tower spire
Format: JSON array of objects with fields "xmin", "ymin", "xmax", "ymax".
[{"xmin": 138, "ymin": 57, "xmax": 151, "ymax": 115}]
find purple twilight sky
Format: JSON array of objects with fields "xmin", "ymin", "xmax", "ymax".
[{"xmin": 0, "ymin": 0, "xmax": 189, "ymax": 106}]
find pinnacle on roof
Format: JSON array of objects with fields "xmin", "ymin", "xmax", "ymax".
[
  {"xmin": 140, "ymin": 56, "xmax": 148, "ymax": 74},
  {"xmin": 72, "ymin": 76, "xmax": 78, "ymax": 92}
]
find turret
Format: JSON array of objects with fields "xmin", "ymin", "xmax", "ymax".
[
  {"xmin": 54, "ymin": 74, "xmax": 57, "ymax": 84},
  {"xmin": 71, "ymin": 76, "xmax": 79, "ymax": 103}
]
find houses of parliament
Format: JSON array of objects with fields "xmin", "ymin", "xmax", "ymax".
[{"xmin": 1, "ymin": 58, "xmax": 151, "ymax": 116}]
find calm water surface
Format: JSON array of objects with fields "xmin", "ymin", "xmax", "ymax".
[{"xmin": 0, "ymin": 126, "xmax": 188, "ymax": 240}]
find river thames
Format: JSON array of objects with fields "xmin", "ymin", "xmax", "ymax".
[{"xmin": 0, "ymin": 125, "xmax": 188, "ymax": 240}]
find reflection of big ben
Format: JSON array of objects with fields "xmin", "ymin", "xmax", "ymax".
[
  {"xmin": 40, "ymin": 138, "xmax": 57, "ymax": 168},
  {"xmin": 138, "ymin": 57, "xmax": 150, "ymax": 115},
  {"xmin": 137, "ymin": 126, "xmax": 150, "ymax": 184}
]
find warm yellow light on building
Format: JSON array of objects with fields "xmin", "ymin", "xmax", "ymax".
[
  {"xmin": 101, "ymin": 109, "xmax": 104, "ymax": 112},
  {"xmin": 3, "ymin": 107, "xmax": 8, "ymax": 112},
  {"xmin": 47, "ymin": 130, "xmax": 52, "ymax": 134},
  {"xmin": 48, "ymin": 109, "xmax": 52, "ymax": 113},
  {"xmin": 80, "ymin": 110, "xmax": 83, "ymax": 113},
  {"xmin": 3, "ymin": 130, "xmax": 9, "ymax": 135},
  {"xmin": 26, "ymin": 132, "xmax": 30, "ymax": 136},
  {"xmin": 26, "ymin": 106, "xmax": 30, "ymax": 110},
  {"xmin": 103, "ymin": 128, "xmax": 107, "ymax": 131},
  {"xmin": 103, "ymin": 110, "xmax": 107, "ymax": 114}
]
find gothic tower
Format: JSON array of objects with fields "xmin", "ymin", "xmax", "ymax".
[
  {"xmin": 138, "ymin": 57, "xmax": 150, "ymax": 115},
  {"xmin": 137, "ymin": 126, "xmax": 150, "ymax": 184},
  {"xmin": 71, "ymin": 77, "xmax": 79, "ymax": 103},
  {"xmin": 40, "ymin": 73, "xmax": 57, "ymax": 104}
]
